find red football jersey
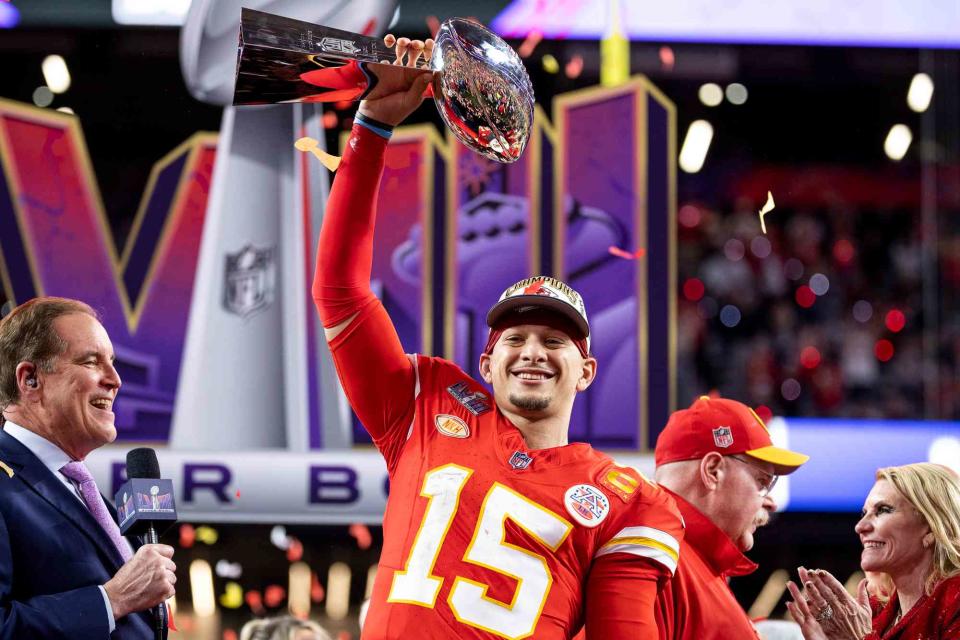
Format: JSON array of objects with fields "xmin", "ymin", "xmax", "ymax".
[{"xmin": 361, "ymin": 355, "xmax": 684, "ymax": 639}]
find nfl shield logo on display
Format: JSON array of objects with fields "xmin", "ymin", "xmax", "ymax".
[
  {"xmin": 223, "ymin": 244, "xmax": 276, "ymax": 318},
  {"xmin": 508, "ymin": 451, "xmax": 533, "ymax": 470},
  {"xmin": 712, "ymin": 426, "xmax": 734, "ymax": 448}
]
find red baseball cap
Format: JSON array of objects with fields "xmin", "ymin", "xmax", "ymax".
[{"xmin": 655, "ymin": 396, "xmax": 809, "ymax": 475}]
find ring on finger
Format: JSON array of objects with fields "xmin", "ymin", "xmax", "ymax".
[{"xmin": 815, "ymin": 604, "xmax": 834, "ymax": 622}]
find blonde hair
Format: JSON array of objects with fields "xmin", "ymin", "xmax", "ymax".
[
  {"xmin": 876, "ymin": 463, "xmax": 960, "ymax": 595},
  {"xmin": 239, "ymin": 616, "xmax": 332, "ymax": 640}
]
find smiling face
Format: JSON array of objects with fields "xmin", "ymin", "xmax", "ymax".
[
  {"xmin": 479, "ymin": 323, "xmax": 595, "ymax": 419},
  {"xmin": 855, "ymin": 479, "xmax": 933, "ymax": 578},
  {"xmin": 37, "ymin": 313, "xmax": 122, "ymax": 459}
]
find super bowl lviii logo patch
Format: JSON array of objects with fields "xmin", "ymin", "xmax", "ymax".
[
  {"xmin": 446, "ymin": 381, "xmax": 491, "ymax": 416},
  {"xmin": 712, "ymin": 426, "xmax": 734, "ymax": 448},
  {"xmin": 564, "ymin": 484, "xmax": 610, "ymax": 527},
  {"xmin": 435, "ymin": 414, "xmax": 470, "ymax": 439}
]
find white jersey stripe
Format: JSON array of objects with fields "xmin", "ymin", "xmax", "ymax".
[
  {"xmin": 595, "ymin": 543, "xmax": 679, "ymax": 575},
  {"xmin": 606, "ymin": 525, "xmax": 680, "ymax": 555}
]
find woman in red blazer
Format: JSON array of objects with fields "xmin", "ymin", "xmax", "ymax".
[{"xmin": 787, "ymin": 462, "xmax": 960, "ymax": 640}]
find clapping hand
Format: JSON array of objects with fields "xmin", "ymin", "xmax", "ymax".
[{"xmin": 786, "ymin": 568, "xmax": 872, "ymax": 640}]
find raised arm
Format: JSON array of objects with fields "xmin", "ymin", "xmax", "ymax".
[{"xmin": 311, "ymin": 39, "xmax": 433, "ymax": 455}]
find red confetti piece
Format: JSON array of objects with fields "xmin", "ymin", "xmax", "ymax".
[
  {"xmin": 245, "ymin": 590, "xmax": 265, "ymax": 616},
  {"xmin": 800, "ymin": 346, "xmax": 821, "ymax": 369},
  {"xmin": 875, "ymin": 339, "xmax": 895, "ymax": 362},
  {"xmin": 264, "ymin": 584, "xmax": 286, "ymax": 608},
  {"xmin": 360, "ymin": 18, "xmax": 377, "ymax": 36},
  {"xmin": 755, "ymin": 405, "xmax": 773, "ymax": 422},
  {"xmin": 885, "ymin": 309, "xmax": 906, "ymax": 333},
  {"xmin": 167, "ymin": 603, "xmax": 178, "ymax": 631},
  {"xmin": 426, "ymin": 15, "xmax": 441, "ymax": 38},
  {"xmin": 337, "ymin": 632, "xmax": 352, "ymax": 640},
  {"xmin": 349, "ymin": 523, "xmax": 373, "ymax": 550},
  {"xmin": 608, "ymin": 246, "xmax": 646, "ymax": 260},
  {"xmin": 565, "ymin": 54, "xmax": 584, "ymax": 79},
  {"xmin": 682, "ymin": 278, "xmax": 705, "ymax": 302},
  {"xmin": 518, "ymin": 30, "xmax": 543, "ymax": 58},
  {"xmin": 659, "ymin": 46, "xmax": 675, "ymax": 70},
  {"xmin": 179, "ymin": 524, "xmax": 195, "ymax": 549},
  {"xmin": 795, "ymin": 285, "xmax": 816, "ymax": 308},
  {"xmin": 323, "ymin": 112, "xmax": 338, "ymax": 129},
  {"xmin": 222, "ymin": 631, "xmax": 237, "ymax": 640},
  {"xmin": 311, "ymin": 571, "xmax": 325, "ymax": 603},
  {"xmin": 235, "ymin": 490, "xmax": 241, "ymax": 498},
  {"xmin": 286, "ymin": 536, "xmax": 304, "ymax": 563}
]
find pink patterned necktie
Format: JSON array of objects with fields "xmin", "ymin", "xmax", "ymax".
[{"xmin": 60, "ymin": 460, "xmax": 133, "ymax": 562}]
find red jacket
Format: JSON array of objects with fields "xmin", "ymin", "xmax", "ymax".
[
  {"xmin": 865, "ymin": 574, "xmax": 960, "ymax": 640},
  {"xmin": 653, "ymin": 489, "xmax": 761, "ymax": 639}
]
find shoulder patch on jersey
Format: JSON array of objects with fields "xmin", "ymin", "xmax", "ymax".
[
  {"xmin": 434, "ymin": 414, "xmax": 470, "ymax": 439},
  {"xmin": 564, "ymin": 484, "xmax": 610, "ymax": 527},
  {"xmin": 446, "ymin": 381, "xmax": 491, "ymax": 416},
  {"xmin": 598, "ymin": 464, "xmax": 647, "ymax": 503}
]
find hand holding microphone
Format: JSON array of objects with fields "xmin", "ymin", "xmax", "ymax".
[
  {"xmin": 110, "ymin": 447, "xmax": 179, "ymax": 639},
  {"xmin": 103, "ymin": 543, "xmax": 176, "ymax": 620}
]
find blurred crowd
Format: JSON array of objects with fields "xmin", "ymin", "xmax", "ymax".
[{"xmin": 676, "ymin": 196, "xmax": 960, "ymax": 420}]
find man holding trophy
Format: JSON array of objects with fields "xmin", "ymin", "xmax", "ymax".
[{"xmin": 303, "ymin": 26, "xmax": 684, "ymax": 638}]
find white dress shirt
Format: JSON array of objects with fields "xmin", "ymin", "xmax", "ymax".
[{"xmin": 3, "ymin": 421, "xmax": 122, "ymax": 632}]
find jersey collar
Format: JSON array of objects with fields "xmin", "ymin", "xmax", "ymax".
[{"xmin": 664, "ymin": 487, "xmax": 758, "ymax": 578}]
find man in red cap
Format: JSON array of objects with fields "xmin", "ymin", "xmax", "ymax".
[
  {"xmin": 653, "ymin": 396, "xmax": 809, "ymax": 639},
  {"xmin": 311, "ymin": 37, "xmax": 684, "ymax": 640}
]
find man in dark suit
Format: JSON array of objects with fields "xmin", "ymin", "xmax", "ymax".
[{"xmin": 0, "ymin": 297, "xmax": 176, "ymax": 639}]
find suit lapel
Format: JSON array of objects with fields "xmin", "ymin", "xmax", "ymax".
[{"xmin": 0, "ymin": 430, "xmax": 126, "ymax": 571}]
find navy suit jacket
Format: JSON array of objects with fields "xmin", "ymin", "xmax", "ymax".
[{"xmin": 0, "ymin": 430, "xmax": 156, "ymax": 639}]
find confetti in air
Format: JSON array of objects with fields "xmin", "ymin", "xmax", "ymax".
[
  {"xmin": 295, "ymin": 136, "xmax": 341, "ymax": 172},
  {"xmin": 758, "ymin": 191, "xmax": 775, "ymax": 234},
  {"xmin": 349, "ymin": 523, "xmax": 373, "ymax": 550},
  {"xmin": 286, "ymin": 536, "xmax": 304, "ymax": 562},
  {"xmin": 608, "ymin": 246, "xmax": 646, "ymax": 260},
  {"xmin": 0, "ymin": 461, "xmax": 13, "ymax": 478}
]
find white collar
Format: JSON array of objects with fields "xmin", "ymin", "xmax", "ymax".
[{"xmin": 3, "ymin": 420, "xmax": 75, "ymax": 473}]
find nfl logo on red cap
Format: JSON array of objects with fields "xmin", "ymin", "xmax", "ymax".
[{"xmin": 712, "ymin": 426, "xmax": 734, "ymax": 448}]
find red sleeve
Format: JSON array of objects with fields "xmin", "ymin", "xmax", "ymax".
[
  {"xmin": 584, "ymin": 556, "xmax": 662, "ymax": 639},
  {"xmin": 582, "ymin": 473, "xmax": 684, "ymax": 639},
  {"xmin": 313, "ymin": 124, "xmax": 415, "ymax": 455}
]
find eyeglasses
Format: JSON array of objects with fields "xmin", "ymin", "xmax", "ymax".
[{"xmin": 728, "ymin": 455, "xmax": 779, "ymax": 497}]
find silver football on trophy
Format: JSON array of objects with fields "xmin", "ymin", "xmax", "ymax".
[{"xmin": 430, "ymin": 18, "xmax": 534, "ymax": 163}]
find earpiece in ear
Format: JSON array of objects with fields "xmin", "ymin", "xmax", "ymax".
[{"xmin": 25, "ymin": 377, "xmax": 37, "ymax": 388}]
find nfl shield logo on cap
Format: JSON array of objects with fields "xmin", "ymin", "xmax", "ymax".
[{"xmin": 712, "ymin": 426, "xmax": 734, "ymax": 448}]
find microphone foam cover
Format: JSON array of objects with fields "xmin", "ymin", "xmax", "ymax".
[{"xmin": 126, "ymin": 447, "xmax": 161, "ymax": 479}]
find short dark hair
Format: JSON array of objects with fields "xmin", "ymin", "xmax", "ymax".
[{"xmin": 0, "ymin": 297, "xmax": 98, "ymax": 410}]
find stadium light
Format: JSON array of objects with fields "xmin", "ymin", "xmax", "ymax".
[
  {"xmin": 679, "ymin": 120, "xmax": 714, "ymax": 173},
  {"xmin": 326, "ymin": 562, "xmax": 352, "ymax": 620},
  {"xmin": 288, "ymin": 562, "xmax": 311, "ymax": 617},
  {"xmin": 698, "ymin": 83, "xmax": 723, "ymax": 107},
  {"xmin": 725, "ymin": 82, "xmax": 748, "ymax": 105},
  {"xmin": 42, "ymin": 55, "xmax": 71, "ymax": 94},
  {"xmin": 112, "ymin": 0, "xmax": 190, "ymax": 25},
  {"xmin": 907, "ymin": 72, "xmax": 934, "ymax": 112},
  {"xmin": 883, "ymin": 124, "xmax": 912, "ymax": 161},
  {"xmin": 189, "ymin": 559, "xmax": 216, "ymax": 617}
]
